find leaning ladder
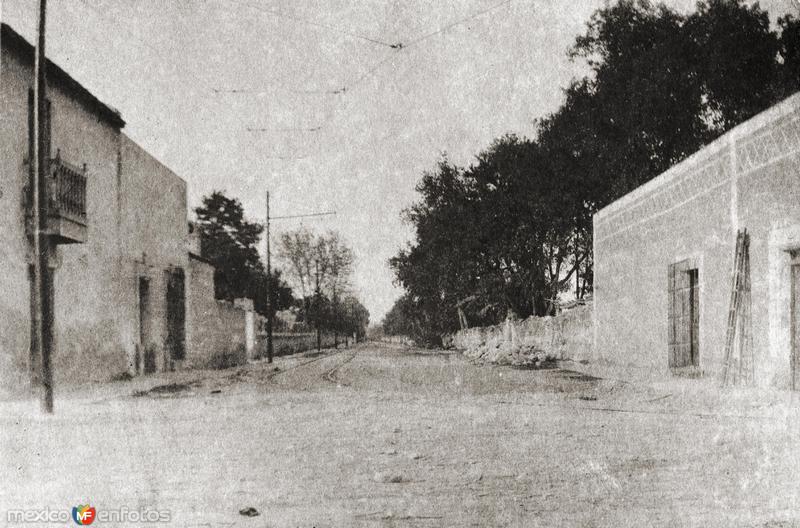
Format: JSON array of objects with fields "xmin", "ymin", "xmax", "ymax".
[{"xmin": 721, "ymin": 229, "xmax": 753, "ymax": 386}]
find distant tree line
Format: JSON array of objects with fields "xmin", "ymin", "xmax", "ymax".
[
  {"xmin": 384, "ymin": 0, "xmax": 800, "ymax": 345},
  {"xmin": 194, "ymin": 192, "xmax": 369, "ymax": 341},
  {"xmin": 278, "ymin": 227, "xmax": 370, "ymax": 342}
]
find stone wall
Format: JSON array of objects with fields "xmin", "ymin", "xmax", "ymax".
[
  {"xmin": 185, "ymin": 256, "xmax": 249, "ymax": 369},
  {"xmin": 452, "ymin": 304, "xmax": 593, "ymax": 364},
  {"xmin": 258, "ymin": 333, "xmax": 339, "ymax": 358}
]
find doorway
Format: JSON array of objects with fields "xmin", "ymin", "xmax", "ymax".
[
  {"xmin": 668, "ymin": 261, "xmax": 700, "ymax": 369},
  {"xmin": 165, "ymin": 268, "xmax": 186, "ymax": 364},
  {"xmin": 139, "ymin": 276, "xmax": 155, "ymax": 374}
]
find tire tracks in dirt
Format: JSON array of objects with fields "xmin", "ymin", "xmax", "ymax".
[
  {"xmin": 322, "ymin": 349, "xmax": 358, "ymax": 386},
  {"xmin": 264, "ymin": 348, "xmax": 348, "ymax": 379}
]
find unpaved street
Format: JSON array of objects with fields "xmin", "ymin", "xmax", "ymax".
[{"xmin": 3, "ymin": 343, "xmax": 800, "ymax": 527}]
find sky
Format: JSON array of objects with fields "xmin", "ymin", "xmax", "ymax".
[{"xmin": 2, "ymin": 0, "xmax": 797, "ymax": 321}]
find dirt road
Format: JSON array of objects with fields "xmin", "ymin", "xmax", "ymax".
[{"xmin": 3, "ymin": 343, "xmax": 800, "ymax": 527}]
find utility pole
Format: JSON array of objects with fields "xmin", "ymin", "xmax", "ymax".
[
  {"xmin": 265, "ymin": 192, "xmax": 274, "ymax": 363},
  {"xmin": 32, "ymin": 0, "xmax": 54, "ymax": 413},
  {"xmin": 332, "ymin": 284, "xmax": 337, "ymax": 349},
  {"xmin": 575, "ymin": 234, "xmax": 580, "ymax": 300},
  {"xmin": 315, "ymin": 259, "xmax": 321, "ymax": 352}
]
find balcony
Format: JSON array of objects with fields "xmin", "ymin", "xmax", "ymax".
[{"xmin": 25, "ymin": 153, "xmax": 88, "ymax": 244}]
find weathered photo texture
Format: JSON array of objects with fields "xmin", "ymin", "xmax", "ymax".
[{"xmin": 3, "ymin": 1, "xmax": 800, "ymax": 526}]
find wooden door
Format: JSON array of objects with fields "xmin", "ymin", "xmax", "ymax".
[
  {"xmin": 139, "ymin": 277, "xmax": 155, "ymax": 374},
  {"xmin": 165, "ymin": 268, "xmax": 186, "ymax": 363}
]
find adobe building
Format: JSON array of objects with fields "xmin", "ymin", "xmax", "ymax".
[
  {"xmin": 0, "ymin": 23, "xmax": 256, "ymax": 392},
  {"xmin": 593, "ymin": 92, "xmax": 800, "ymax": 389}
]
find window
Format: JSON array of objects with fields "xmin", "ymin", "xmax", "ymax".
[{"xmin": 668, "ymin": 261, "xmax": 700, "ymax": 369}]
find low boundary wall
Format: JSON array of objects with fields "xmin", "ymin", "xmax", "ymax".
[{"xmin": 255, "ymin": 333, "xmax": 340, "ymax": 358}]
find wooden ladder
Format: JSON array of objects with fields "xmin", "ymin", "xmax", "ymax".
[{"xmin": 722, "ymin": 229, "xmax": 753, "ymax": 386}]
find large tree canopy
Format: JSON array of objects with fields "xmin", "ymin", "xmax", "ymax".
[
  {"xmin": 389, "ymin": 137, "xmax": 590, "ymax": 344},
  {"xmin": 560, "ymin": 0, "xmax": 797, "ymax": 198},
  {"xmin": 389, "ymin": 0, "xmax": 800, "ymax": 346}
]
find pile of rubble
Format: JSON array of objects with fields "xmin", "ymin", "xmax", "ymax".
[
  {"xmin": 463, "ymin": 340, "xmax": 554, "ymax": 368},
  {"xmin": 451, "ymin": 304, "xmax": 593, "ymax": 366}
]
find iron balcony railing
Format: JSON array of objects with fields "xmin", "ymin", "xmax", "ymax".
[{"xmin": 48, "ymin": 152, "xmax": 87, "ymax": 225}]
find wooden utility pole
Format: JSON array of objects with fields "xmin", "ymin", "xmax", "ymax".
[
  {"xmin": 32, "ymin": 0, "xmax": 55, "ymax": 413},
  {"xmin": 315, "ymin": 260, "xmax": 321, "ymax": 352},
  {"xmin": 265, "ymin": 192, "xmax": 274, "ymax": 363},
  {"xmin": 575, "ymin": 238, "xmax": 580, "ymax": 300},
  {"xmin": 332, "ymin": 284, "xmax": 337, "ymax": 348}
]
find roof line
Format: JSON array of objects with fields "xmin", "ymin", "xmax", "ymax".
[
  {"xmin": 1, "ymin": 23, "xmax": 126, "ymax": 129},
  {"xmin": 188, "ymin": 251, "xmax": 215, "ymax": 266},
  {"xmin": 595, "ymin": 90, "xmax": 800, "ymax": 220}
]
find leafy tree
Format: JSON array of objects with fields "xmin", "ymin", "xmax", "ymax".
[
  {"xmin": 194, "ymin": 191, "xmax": 293, "ymax": 317},
  {"xmin": 565, "ymin": 0, "xmax": 790, "ymax": 197},
  {"xmin": 339, "ymin": 295, "xmax": 370, "ymax": 341},
  {"xmin": 390, "ymin": 137, "xmax": 592, "ymax": 345},
  {"xmin": 778, "ymin": 14, "xmax": 800, "ymax": 95},
  {"xmin": 318, "ymin": 232, "xmax": 354, "ymax": 300},
  {"xmin": 316, "ymin": 232, "xmax": 354, "ymax": 345},
  {"xmin": 687, "ymin": 0, "xmax": 782, "ymax": 130},
  {"xmin": 382, "ymin": 294, "xmax": 427, "ymax": 342},
  {"xmin": 250, "ymin": 269, "xmax": 295, "ymax": 319},
  {"xmin": 290, "ymin": 292, "xmax": 369, "ymax": 342},
  {"xmin": 468, "ymin": 135, "xmax": 591, "ymax": 315},
  {"xmin": 195, "ymin": 191, "xmax": 264, "ymax": 300},
  {"xmin": 279, "ymin": 228, "xmax": 354, "ymax": 304},
  {"xmin": 568, "ymin": 0, "xmax": 709, "ymax": 196},
  {"xmin": 390, "ymin": 159, "xmax": 478, "ymax": 345},
  {"xmin": 278, "ymin": 228, "xmax": 316, "ymax": 304},
  {"xmin": 278, "ymin": 227, "xmax": 365, "ymax": 340}
]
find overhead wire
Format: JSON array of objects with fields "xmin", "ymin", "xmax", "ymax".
[
  {"xmin": 70, "ymin": 0, "xmax": 310, "ymax": 161},
  {"xmin": 343, "ymin": 0, "xmax": 514, "ymax": 92},
  {"xmin": 232, "ymin": 0, "xmax": 403, "ymax": 49},
  {"xmin": 247, "ymin": 126, "xmax": 323, "ymax": 133},
  {"xmin": 212, "ymin": 87, "xmax": 344, "ymax": 95},
  {"xmin": 215, "ymin": 0, "xmax": 514, "ymax": 98},
  {"xmin": 240, "ymin": 0, "xmax": 515, "ymax": 101},
  {"xmin": 404, "ymin": 0, "xmax": 513, "ymax": 47},
  {"xmin": 71, "ymin": 0, "xmax": 515, "ymax": 157},
  {"xmin": 231, "ymin": 0, "xmax": 515, "ymax": 140},
  {"xmin": 312, "ymin": 0, "xmax": 515, "ymax": 133}
]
